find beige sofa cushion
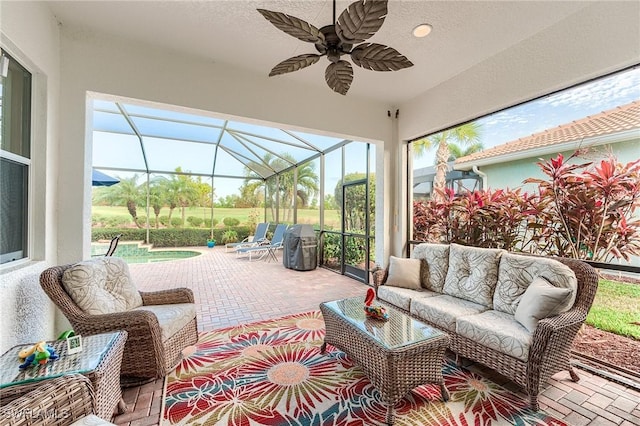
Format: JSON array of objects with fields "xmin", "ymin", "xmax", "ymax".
[
  {"xmin": 410, "ymin": 294, "xmax": 488, "ymax": 332},
  {"xmin": 443, "ymin": 244, "xmax": 504, "ymax": 308},
  {"xmin": 412, "ymin": 243, "xmax": 450, "ymax": 292},
  {"xmin": 132, "ymin": 303, "xmax": 196, "ymax": 341},
  {"xmin": 456, "ymin": 310, "xmax": 532, "ymax": 361},
  {"xmin": 62, "ymin": 258, "xmax": 142, "ymax": 315},
  {"xmin": 385, "ymin": 256, "xmax": 422, "ymax": 290},
  {"xmin": 493, "ymin": 253, "xmax": 577, "ymax": 315},
  {"xmin": 377, "ymin": 286, "xmax": 439, "ymax": 311},
  {"xmin": 515, "ymin": 278, "xmax": 574, "ymax": 332}
]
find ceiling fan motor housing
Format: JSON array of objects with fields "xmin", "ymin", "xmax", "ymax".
[{"xmin": 316, "ymin": 25, "xmax": 353, "ymax": 63}]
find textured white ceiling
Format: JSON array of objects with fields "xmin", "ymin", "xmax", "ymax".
[{"xmin": 47, "ymin": 0, "xmax": 592, "ymax": 104}]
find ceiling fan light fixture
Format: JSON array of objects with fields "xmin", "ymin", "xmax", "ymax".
[
  {"xmin": 259, "ymin": 0, "xmax": 413, "ymax": 95},
  {"xmin": 413, "ymin": 24, "xmax": 432, "ymax": 38}
]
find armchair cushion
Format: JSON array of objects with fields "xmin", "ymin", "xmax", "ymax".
[
  {"xmin": 62, "ymin": 258, "xmax": 143, "ymax": 315},
  {"xmin": 133, "ymin": 303, "xmax": 196, "ymax": 341},
  {"xmin": 385, "ymin": 256, "xmax": 422, "ymax": 290}
]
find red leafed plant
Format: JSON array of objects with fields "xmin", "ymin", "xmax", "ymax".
[
  {"xmin": 414, "ymin": 152, "xmax": 640, "ymax": 262},
  {"xmin": 524, "ymin": 153, "xmax": 640, "ymax": 262}
]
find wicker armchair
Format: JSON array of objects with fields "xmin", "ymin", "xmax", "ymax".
[
  {"xmin": 0, "ymin": 374, "xmax": 112, "ymax": 426},
  {"xmin": 40, "ymin": 264, "xmax": 198, "ymax": 383},
  {"xmin": 373, "ymin": 255, "xmax": 598, "ymax": 410}
]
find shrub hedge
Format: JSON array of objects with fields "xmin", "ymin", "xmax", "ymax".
[{"xmin": 92, "ymin": 226, "xmax": 253, "ymax": 248}]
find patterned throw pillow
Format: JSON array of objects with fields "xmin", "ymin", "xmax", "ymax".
[
  {"xmin": 62, "ymin": 258, "xmax": 142, "ymax": 314},
  {"xmin": 442, "ymin": 243, "xmax": 504, "ymax": 308},
  {"xmin": 385, "ymin": 256, "xmax": 422, "ymax": 290}
]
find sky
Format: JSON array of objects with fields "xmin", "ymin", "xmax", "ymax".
[
  {"xmin": 94, "ymin": 67, "xmax": 639, "ymax": 199},
  {"xmin": 413, "ymin": 66, "xmax": 640, "ymax": 168}
]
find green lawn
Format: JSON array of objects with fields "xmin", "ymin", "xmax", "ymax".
[
  {"xmin": 587, "ymin": 279, "xmax": 640, "ymax": 339},
  {"xmin": 92, "ymin": 206, "xmax": 341, "ymax": 228}
]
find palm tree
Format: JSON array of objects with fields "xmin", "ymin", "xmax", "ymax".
[
  {"xmin": 94, "ymin": 175, "xmax": 143, "ymax": 227},
  {"xmin": 413, "ymin": 122, "xmax": 481, "ymax": 201},
  {"xmin": 447, "ymin": 140, "xmax": 484, "ymax": 161},
  {"xmin": 156, "ymin": 168, "xmax": 200, "ymax": 226},
  {"xmin": 148, "ymin": 179, "xmax": 166, "ymax": 228},
  {"xmin": 244, "ymin": 153, "xmax": 319, "ymax": 222}
]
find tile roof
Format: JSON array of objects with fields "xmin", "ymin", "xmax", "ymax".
[{"xmin": 455, "ymin": 100, "xmax": 640, "ymax": 165}]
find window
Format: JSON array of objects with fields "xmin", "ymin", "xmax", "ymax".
[
  {"xmin": 0, "ymin": 50, "xmax": 32, "ymax": 264},
  {"xmin": 407, "ymin": 67, "xmax": 640, "ymax": 265}
]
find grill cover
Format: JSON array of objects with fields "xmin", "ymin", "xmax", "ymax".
[{"xmin": 283, "ymin": 224, "xmax": 317, "ymax": 271}]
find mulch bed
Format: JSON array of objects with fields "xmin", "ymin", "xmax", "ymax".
[{"xmin": 572, "ymin": 325, "xmax": 640, "ymax": 374}]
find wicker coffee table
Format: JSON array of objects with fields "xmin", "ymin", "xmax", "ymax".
[
  {"xmin": 0, "ymin": 331, "xmax": 128, "ymax": 420},
  {"xmin": 320, "ymin": 296, "xmax": 449, "ymax": 425}
]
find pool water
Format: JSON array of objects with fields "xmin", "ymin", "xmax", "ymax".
[{"xmin": 91, "ymin": 242, "xmax": 201, "ymax": 264}]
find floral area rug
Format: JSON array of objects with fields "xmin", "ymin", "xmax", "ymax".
[{"xmin": 162, "ymin": 311, "xmax": 566, "ymax": 426}]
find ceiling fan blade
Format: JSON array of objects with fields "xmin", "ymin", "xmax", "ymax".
[
  {"xmin": 336, "ymin": 0, "xmax": 388, "ymax": 44},
  {"xmin": 269, "ymin": 54, "xmax": 322, "ymax": 77},
  {"xmin": 350, "ymin": 43, "xmax": 413, "ymax": 71},
  {"xmin": 325, "ymin": 61, "xmax": 353, "ymax": 95},
  {"xmin": 257, "ymin": 9, "xmax": 325, "ymax": 44}
]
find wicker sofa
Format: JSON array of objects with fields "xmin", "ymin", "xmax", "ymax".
[{"xmin": 372, "ymin": 243, "xmax": 598, "ymax": 410}]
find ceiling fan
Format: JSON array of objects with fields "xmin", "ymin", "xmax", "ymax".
[{"xmin": 258, "ymin": 0, "xmax": 413, "ymax": 95}]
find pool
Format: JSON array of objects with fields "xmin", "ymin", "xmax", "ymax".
[{"xmin": 91, "ymin": 242, "xmax": 201, "ymax": 264}]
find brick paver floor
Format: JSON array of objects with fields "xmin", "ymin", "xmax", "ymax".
[{"xmin": 112, "ymin": 246, "xmax": 640, "ymax": 425}]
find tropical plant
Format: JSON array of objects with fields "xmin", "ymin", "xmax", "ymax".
[
  {"xmin": 413, "ymin": 152, "xmax": 640, "ymax": 263},
  {"xmin": 334, "ymin": 173, "xmax": 375, "ymax": 233},
  {"xmin": 160, "ymin": 168, "xmax": 201, "ymax": 226},
  {"xmin": 93, "ymin": 175, "xmax": 143, "ymax": 228},
  {"xmin": 413, "ymin": 123, "xmax": 481, "ymax": 202},
  {"xmin": 447, "ymin": 140, "xmax": 484, "ymax": 161},
  {"xmin": 413, "ymin": 187, "xmax": 528, "ymax": 250},
  {"xmin": 244, "ymin": 154, "xmax": 319, "ymax": 222},
  {"xmin": 148, "ymin": 179, "xmax": 166, "ymax": 229},
  {"xmin": 524, "ymin": 153, "xmax": 640, "ymax": 262},
  {"xmin": 221, "ymin": 229, "xmax": 238, "ymax": 244}
]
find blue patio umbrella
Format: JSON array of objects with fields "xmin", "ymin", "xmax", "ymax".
[{"xmin": 92, "ymin": 169, "xmax": 120, "ymax": 187}]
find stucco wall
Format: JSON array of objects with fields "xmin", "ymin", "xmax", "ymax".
[{"xmin": 0, "ymin": 1, "xmax": 62, "ymax": 353}]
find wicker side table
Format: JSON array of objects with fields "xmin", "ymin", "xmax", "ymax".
[
  {"xmin": 0, "ymin": 331, "xmax": 128, "ymax": 420},
  {"xmin": 320, "ymin": 297, "xmax": 450, "ymax": 425}
]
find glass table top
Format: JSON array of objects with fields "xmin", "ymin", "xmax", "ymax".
[
  {"xmin": 321, "ymin": 296, "xmax": 445, "ymax": 350},
  {"xmin": 0, "ymin": 332, "xmax": 120, "ymax": 388}
]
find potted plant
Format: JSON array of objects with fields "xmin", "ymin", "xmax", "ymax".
[{"xmin": 207, "ymin": 238, "xmax": 216, "ymax": 248}]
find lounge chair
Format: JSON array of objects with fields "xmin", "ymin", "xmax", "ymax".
[
  {"xmin": 236, "ymin": 223, "xmax": 288, "ymax": 261},
  {"xmin": 225, "ymin": 222, "xmax": 269, "ymax": 252}
]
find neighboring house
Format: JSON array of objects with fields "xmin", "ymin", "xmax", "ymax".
[
  {"xmin": 454, "ymin": 100, "xmax": 640, "ymax": 191},
  {"xmin": 454, "ymin": 100, "xmax": 640, "ymax": 266}
]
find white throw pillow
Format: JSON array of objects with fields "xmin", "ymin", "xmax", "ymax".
[
  {"xmin": 386, "ymin": 256, "xmax": 422, "ymax": 290},
  {"xmin": 515, "ymin": 277, "xmax": 573, "ymax": 332}
]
